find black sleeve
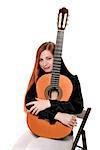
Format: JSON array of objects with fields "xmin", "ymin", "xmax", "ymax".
[
  {"xmin": 50, "ymin": 75, "xmax": 84, "ymax": 114},
  {"xmin": 25, "ymin": 83, "xmax": 37, "ymax": 110},
  {"xmin": 38, "ymin": 108, "xmax": 58, "ymax": 124}
]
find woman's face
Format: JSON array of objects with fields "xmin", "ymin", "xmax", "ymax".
[{"xmin": 39, "ymin": 50, "xmax": 53, "ymax": 73}]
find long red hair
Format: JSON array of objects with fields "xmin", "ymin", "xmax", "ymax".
[{"xmin": 24, "ymin": 42, "xmax": 55, "ymax": 112}]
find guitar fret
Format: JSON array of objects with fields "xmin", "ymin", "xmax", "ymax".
[
  {"xmin": 52, "ymin": 73, "xmax": 60, "ymax": 76},
  {"xmin": 53, "ymin": 63, "xmax": 61, "ymax": 66},
  {"xmin": 52, "ymin": 78, "xmax": 59, "ymax": 82},
  {"xmin": 54, "ymin": 58, "xmax": 61, "ymax": 61},
  {"xmin": 51, "ymin": 82, "xmax": 59, "ymax": 86},
  {"xmin": 52, "ymin": 69, "xmax": 61, "ymax": 73},
  {"xmin": 52, "ymin": 75, "xmax": 60, "ymax": 78},
  {"xmin": 54, "ymin": 55, "xmax": 61, "ymax": 58},
  {"xmin": 54, "ymin": 59, "xmax": 61, "ymax": 62},
  {"xmin": 57, "ymin": 34, "xmax": 64, "ymax": 36},
  {"xmin": 54, "ymin": 55, "xmax": 61, "ymax": 59},
  {"xmin": 53, "ymin": 68, "xmax": 61, "ymax": 72},
  {"xmin": 55, "ymin": 49, "xmax": 62, "ymax": 52},
  {"xmin": 55, "ymin": 51, "xmax": 62, "ymax": 54},
  {"xmin": 56, "ymin": 41, "xmax": 63, "ymax": 45},
  {"xmin": 51, "ymin": 80, "xmax": 59, "ymax": 83},
  {"xmin": 53, "ymin": 66, "xmax": 61, "ymax": 70},
  {"xmin": 57, "ymin": 33, "xmax": 64, "ymax": 37},
  {"xmin": 55, "ymin": 48, "xmax": 62, "ymax": 52},
  {"xmin": 52, "ymin": 73, "xmax": 60, "ymax": 77},
  {"xmin": 54, "ymin": 49, "xmax": 62, "ymax": 56},
  {"xmin": 56, "ymin": 42, "xmax": 63, "ymax": 45},
  {"xmin": 52, "ymin": 68, "xmax": 61, "ymax": 73},
  {"xmin": 54, "ymin": 55, "xmax": 62, "ymax": 58},
  {"xmin": 50, "ymin": 84, "xmax": 58, "ymax": 88},
  {"xmin": 54, "ymin": 56, "xmax": 61, "ymax": 59},
  {"xmin": 53, "ymin": 64, "xmax": 61, "ymax": 68},
  {"xmin": 51, "ymin": 80, "xmax": 59, "ymax": 84},
  {"xmin": 57, "ymin": 35, "xmax": 64, "ymax": 40},
  {"xmin": 53, "ymin": 61, "xmax": 61, "ymax": 64},
  {"xmin": 56, "ymin": 40, "xmax": 63, "ymax": 43},
  {"xmin": 54, "ymin": 53, "xmax": 62, "ymax": 56},
  {"xmin": 52, "ymin": 75, "xmax": 60, "ymax": 79},
  {"xmin": 52, "ymin": 77, "xmax": 59, "ymax": 80},
  {"xmin": 56, "ymin": 43, "xmax": 63, "ymax": 46},
  {"xmin": 52, "ymin": 69, "xmax": 60, "ymax": 73},
  {"xmin": 51, "ymin": 83, "xmax": 58, "ymax": 86},
  {"xmin": 52, "ymin": 74, "xmax": 60, "ymax": 77},
  {"xmin": 53, "ymin": 66, "xmax": 61, "ymax": 69},
  {"xmin": 56, "ymin": 44, "xmax": 63, "ymax": 48},
  {"xmin": 51, "ymin": 85, "xmax": 58, "ymax": 88},
  {"xmin": 54, "ymin": 53, "xmax": 61, "ymax": 56},
  {"xmin": 57, "ymin": 35, "xmax": 63, "ymax": 37},
  {"xmin": 54, "ymin": 62, "xmax": 61, "ymax": 66},
  {"xmin": 56, "ymin": 37, "xmax": 64, "ymax": 41}
]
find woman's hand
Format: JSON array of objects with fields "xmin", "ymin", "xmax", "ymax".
[
  {"xmin": 54, "ymin": 112, "xmax": 77, "ymax": 128},
  {"xmin": 26, "ymin": 98, "xmax": 51, "ymax": 115}
]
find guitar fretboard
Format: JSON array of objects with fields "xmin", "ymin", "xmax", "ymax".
[{"xmin": 51, "ymin": 30, "xmax": 64, "ymax": 88}]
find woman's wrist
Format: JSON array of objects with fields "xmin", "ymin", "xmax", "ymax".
[
  {"xmin": 49, "ymin": 99, "xmax": 59, "ymax": 108},
  {"xmin": 47, "ymin": 100, "xmax": 51, "ymax": 108},
  {"xmin": 54, "ymin": 112, "xmax": 62, "ymax": 121}
]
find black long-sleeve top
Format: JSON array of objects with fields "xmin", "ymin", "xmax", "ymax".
[{"xmin": 25, "ymin": 61, "xmax": 84, "ymax": 123}]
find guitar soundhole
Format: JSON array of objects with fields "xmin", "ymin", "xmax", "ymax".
[
  {"xmin": 45, "ymin": 86, "xmax": 62, "ymax": 100},
  {"xmin": 48, "ymin": 87, "xmax": 58, "ymax": 97}
]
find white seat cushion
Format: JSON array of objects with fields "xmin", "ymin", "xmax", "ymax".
[{"xmin": 25, "ymin": 135, "xmax": 73, "ymax": 150}]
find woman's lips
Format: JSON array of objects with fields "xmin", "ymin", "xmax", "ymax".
[{"xmin": 43, "ymin": 67, "xmax": 50, "ymax": 70}]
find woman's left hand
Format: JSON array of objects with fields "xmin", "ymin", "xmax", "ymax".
[{"xmin": 26, "ymin": 98, "xmax": 51, "ymax": 115}]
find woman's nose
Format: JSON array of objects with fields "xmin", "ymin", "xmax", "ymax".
[{"xmin": 42, "ymin": 60, "xmax": 47, "ymax": 67}]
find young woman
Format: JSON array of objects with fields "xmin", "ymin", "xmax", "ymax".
[
  {"xmin": 25, "ymin": 42, "xmax": 83, "ymax": 128},
  {"xmin": 12, "ymin": 41, "xmax": 83, "ymax": 150}
]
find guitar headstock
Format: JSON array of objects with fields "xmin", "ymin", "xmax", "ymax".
[{"xmin": 57, "ymin": 7, "xmax": 69, "ymax": 30}]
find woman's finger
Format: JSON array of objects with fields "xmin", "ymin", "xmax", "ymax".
[
  {"xmin": 69, "ymin": 121, "xmax": 77, "ymax": 127},
  {"xmin": 29, "ymin": 105, "xmax": 36, "ymax": 112},
  {"xmin": 26, "ymin": 101, "xmax": 35, "ymax": 106},
  {"xmin": 72, "ymin": 115, "xmax": 77, "ymax": 119},
  {"xmin": 35, "ymin": 97, "xmax": 41, "ymax": 100},
  {"xmin": 67, "ymin": 124, "xmax": 73, "ymax": 128},
  {"xmin": 34, "ymin": 109, "xmax": 40, "ymax": 115},
  {"xmin": 32, "ymin": 107, "xmax": 38, "ymax": 115}
]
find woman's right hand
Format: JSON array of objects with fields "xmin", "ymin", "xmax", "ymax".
[
  {"xmin": 54, "ymin": 112, "xmax": 77, "ymax": 128},
  {"xmin": 26, "ymin": 99, "xmax": 51, "ymax": 115}
]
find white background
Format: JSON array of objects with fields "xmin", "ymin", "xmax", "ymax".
[{"xmin": 0, "ymin": 0, "xmax": 100, "ymax": 150}]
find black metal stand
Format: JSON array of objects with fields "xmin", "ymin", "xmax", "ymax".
[{"xmin": 71, "ymin": 108, "xmax": 91, "ymax": 150}]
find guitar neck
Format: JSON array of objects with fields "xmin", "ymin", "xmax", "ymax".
[{"xmin": 51, "ymin": 30, "xmax": 64, "ymax": 88}]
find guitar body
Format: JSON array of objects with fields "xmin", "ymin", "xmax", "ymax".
[{"xmin": 27, "ymin": 74, "xmax": 73, "ymax": 139}]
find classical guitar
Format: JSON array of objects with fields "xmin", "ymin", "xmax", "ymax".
[{"xmin": 27, "ymin": 7, "xmax": 73, "ymax": 139}]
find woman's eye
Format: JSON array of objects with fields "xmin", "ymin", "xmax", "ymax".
[
  {"xmin": 47, "ymin": 57, "xmax": 52, "ymax": 60},
  {"xmin": 39, "ymin": 59, "xmax": 43, "ymax": 62}
]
